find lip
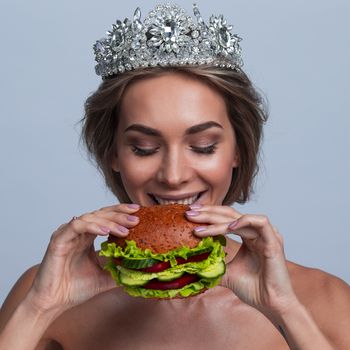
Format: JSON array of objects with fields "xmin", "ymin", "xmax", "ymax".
[{"xmin": 149, "ymin": 191, "xmax": 204, "ymax": 201}]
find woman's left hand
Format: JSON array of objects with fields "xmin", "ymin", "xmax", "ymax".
[{"xmin": 186, "ymin": 204, "xmax": 299, "ymax": 317}]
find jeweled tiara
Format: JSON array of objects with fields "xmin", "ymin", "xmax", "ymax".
[{"xmin": 93, "ymin": 3, "xmax": 243, "ymax": 79}]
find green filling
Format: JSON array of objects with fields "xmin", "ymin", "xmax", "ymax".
[
  {"xmin": 100, "ymin": 236, "xmax": 226, "ymax": 298},
  {"xmin": 100, "ymin": 236, "xmax": 225, "ymax": 267},
  {"xmin": 124, "ymin": 277, "xmax": 222, "ymax": 298},
  {"xmin": 115, "ymin": 254, "xmax": 225, "ymax": 283}
]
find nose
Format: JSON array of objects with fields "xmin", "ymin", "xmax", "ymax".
[{"xmin": 156, "ymin": 147, "xmax": 193, "ymax": 188}]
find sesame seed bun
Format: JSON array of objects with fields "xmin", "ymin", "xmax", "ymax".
[{"xmin": 108, "ymin": 204, "xmax": 201, "ymax": 253}]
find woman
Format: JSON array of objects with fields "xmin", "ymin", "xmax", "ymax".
[{"xmin": 1, "ymin": 3, "xmax": 349, "ymax": 349}]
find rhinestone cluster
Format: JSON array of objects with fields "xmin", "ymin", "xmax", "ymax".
[{"xmin": 93, "ymin": 3, "xmax": 243, "ymax": 79}]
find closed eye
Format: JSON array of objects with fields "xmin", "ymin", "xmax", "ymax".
[
  {"xmin": 131, "ymin": 146, "xmax": 159, "ymax": 156},
  {"xmin": 191, "ymin": 143, "xmax": 218, "ymax": 154},
  {"xmin": 131, "ymin": 143, "xmax": 218, "ymax": 156}
]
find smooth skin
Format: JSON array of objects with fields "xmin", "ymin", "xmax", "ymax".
[{"xmin": 1, "ymin": 73, "xmax": 350, "ymax": 350}]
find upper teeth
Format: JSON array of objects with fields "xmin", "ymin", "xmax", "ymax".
[{"xmin": 153, "ymin": 194, "xmax": 199, "ymax": 205}]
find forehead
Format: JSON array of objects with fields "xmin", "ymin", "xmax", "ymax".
[{"xmin": 119, "ymin": 72, "xmax": 230, "ymax": 131}]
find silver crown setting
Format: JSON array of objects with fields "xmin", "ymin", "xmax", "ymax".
[{"xmin": 93, "ymin": 3, "xmax": 243, "ymax": 79}]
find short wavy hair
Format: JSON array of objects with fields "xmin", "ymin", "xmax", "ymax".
[{"xmin": 79, "ymin": 66, "xmax": 268, "ymax": 205}]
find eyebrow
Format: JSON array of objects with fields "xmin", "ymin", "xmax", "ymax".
[{"xmin": 124, "ymin": 121, "xmax": 223, "ymax": 136}]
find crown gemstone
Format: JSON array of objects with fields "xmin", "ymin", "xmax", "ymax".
[
  {"xmin": 94, "ymin": 40, "xmax": 107, "ymax": 58},
  {"xmin": 219, "ymin": 28, "xmax": 231, "ymax": 47},
  {"xmin": 163, "ymin": 20, "xmax": 179, "ymax": 42},
  {"xmin": 191, "ymin": 30, "xmax": 199, "ymax": 39},
  {"xmin": 111, "ymin": 31, "xmax": 124, "ymax": 48}
]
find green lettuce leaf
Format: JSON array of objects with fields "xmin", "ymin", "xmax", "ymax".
[
  {"xmin": 123, "ymin": 277, "xmax": 221, "ymax": 298},
  {"xmin": 100, "ymin": 236, "xmax": 225, "ymax": 266},
  {"xmin": 110, "ymin": 253, "xmax": 224, "ymax": 282}
]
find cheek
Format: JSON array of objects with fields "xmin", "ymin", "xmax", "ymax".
[
  {"xmin": 194, "ymin": 145, "xmax": 236, "ymax": 199},
  {"xmin": 196, "ymin": 142, "xmax": 236, "ymax": 175},
  {"xmin": 118, "ymin": 154, "xmax": 158, "ymax": 188},
  {"xmin": 199, "ymin": 155, "xmax": 233, "ymax": 186}
]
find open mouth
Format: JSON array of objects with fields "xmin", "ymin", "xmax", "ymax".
[{"xmin": 148, "ymin": 191, "xmax": 205, "ymax": 205}]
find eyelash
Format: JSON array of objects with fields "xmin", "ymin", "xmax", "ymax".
[
  {"xmin": 131, "ymin": 146, "xmax": 159, "ymax": 156},
  {"xmin": 191, "ymin": 143, "xmax": 218, "ymax": 154},
  {"xmin": 131, "ymin": 143, "xmax": 218, "ymax": 157}
]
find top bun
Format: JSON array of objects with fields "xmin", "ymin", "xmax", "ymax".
[{"xmin": 108, "ymin": 204, "xmax": 201, "ymax": 253}]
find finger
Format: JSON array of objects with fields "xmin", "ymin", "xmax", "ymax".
[
  {"xmin": 192, "ymin": 222, "xmax": 232, "ymax": 237},
  {"xmin": 51, "ymin": 218, "xmax": 112, "ymax": 246},
  {"xmin": 227, "ymin": 214, "xmax": 277, "ymax": 244},
  {"xmin": 79, "ymin": 215, "xmax": 131, "ymax": 236},
  {"xmin": 95, "ymin": 203, "xmax": 140, "ymax": 214},
  {"xmin": 274, "ymin": 229, "xmax": 284, "ymax": 246},
  {"xmin": 189, "ymin": 204, "xmax": 242, "ymax": 218},
  {"xmin": 80, "ymin": 211, "xmax": 139, "ymax": 230},
  {"xmin": 185, "ymin": 209, "xmax": 238, "ymax": 225},
  {"xmin": 229, "ymin": 216, "xmax": 286, "ymax": 259}
]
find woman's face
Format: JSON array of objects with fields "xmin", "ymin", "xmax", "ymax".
[{"xmin": 112, "ymin": 72, "xmax": 239, "ymax": 206}]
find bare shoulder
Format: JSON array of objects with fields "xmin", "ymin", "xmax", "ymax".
[
  {"xmin": 287, "ymin": 261, "xmax": 350, "ymax": 303},
  {"xmin": 0, "ymin": 265, "xmax": 39, "ymax": 327},
  {"xmin": 287, "ymin": 261, "xmax": 350, "ymax": 346},
  {"xmin": 0, "ymin": 265, "xmax": 62, "ymax": 349}
]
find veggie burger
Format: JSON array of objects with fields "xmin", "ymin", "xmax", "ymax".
[{"xmin": 100, "ymin": 204, "xmax": 226, "ymax": 298}]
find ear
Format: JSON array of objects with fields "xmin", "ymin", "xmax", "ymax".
[
  {"xmin": 111, "ymin": 152, "xmax": 120, "ymax": 172},
  {"xmin": 232, "ymin": 151, "xmax": 240, "ymax": 168}
]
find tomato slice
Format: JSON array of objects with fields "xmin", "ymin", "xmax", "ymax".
[
  {"xmin": 176, "ymin": 252, "xmax": 210, "ymax": 264},
  {"xmin": 113, "ymin": 257, "xmax": 123, "ymax": 265},
  {"xmin": 143, "ymin": 273, "xmax": 199, "ymax": 290},
  {"xmin": 140, "ymin": 261, "xmax": 171, "ymax": 273},
  {"xmin": 138, "ymin": 252, "xmax": 211, "ymax": 273}
]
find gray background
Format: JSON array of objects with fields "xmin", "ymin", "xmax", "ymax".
[{"xmin": 1, "ymin": 0, "xmax": 349, "ymax": 304}]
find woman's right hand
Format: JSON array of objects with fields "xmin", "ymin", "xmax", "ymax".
[{"xmin": 25, "ymin": 203, "xmax": 140, "ymax": 316}]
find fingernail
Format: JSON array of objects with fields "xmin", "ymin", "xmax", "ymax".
[
  {"xmin": 194, "ymin": 226, "xmax": 207, "ymax": 233},
  {"xmin": 127, "ymin": 204, "xmax": 140, "ymax": 209},
  {"xmin": 127, "ymin": 215, "xmax": 139, "ymax": 222},
  {"xmin": 117, "ymin": 225, "xmax": 129, "ymax": 234},
  {"xmin": 190, "ymin": 204, "xmax": 202, "ymax": 210},
  {"xmin": 228, "ymin": 220, "xmax": 238, "ymax": 230},
  {"xmin": 186, "ymin": 210, "xmax": 200, "ymax": 216},
  {"xmin": 100, "ymin": 226, "xmax": 111, "ymax": 234}
]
